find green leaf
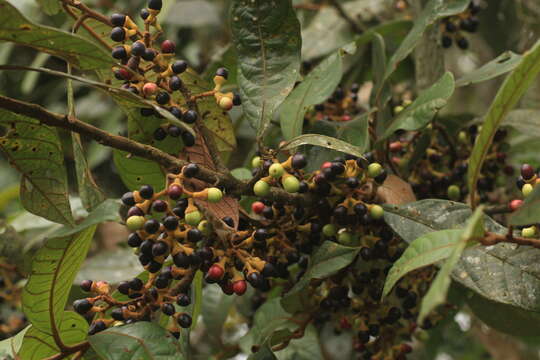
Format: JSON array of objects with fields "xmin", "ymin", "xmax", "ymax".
[
  {"xmin": 380, "ymin": 72, "xmax": 455, "ymax": 140},
  {"xmin": 50, "ymin": 199, "xmax": 120, "ymax": 238},
  {"xmin": 22, "ymin": 226, "xmax": 96, "ymax": 335},
  {"xmin": 281, "ymin": 134, "xmax": 366, "ymax": 158},
  {"xmin": 337, "ymin": 112, "xmax": 371, "ymax": 154},
  {"xmin": 190, "ymin": 270, "xmax": 203, "ymax": 330},
  {"xmin": 88, "ymin": 322, "xmax": 183, "ymax": 360},
  {"xmin": 509, "ymin": 185, "xmax": 540, "ymax": 226},
  {"xmin": 455, "ymin": 51, "xmax": 522, "ymax": 87},
  {"xmin": 201, "ymin": 284, "xmax": 235, "ymax": 344},
  {"xmin": 231, "ymin": 0, "xmax": 301, "ymax": 137},
  {"xmin": 467, "ymin": 40, "xmax": 540, "ymax": 204},
  {"xmin": 371, "ymin": 33, "xmax": 387, "ymax": 99},
  {"xmin": 18, "ymin": 312, "xmax": 88, "ymax": 360},
  {"xmin": 384, "ymin": 0, "xmax": 469, "ymax": 81},
  {"xmin": 384, "ymin": 200, "xmax": 540, "ymax": 313},
  {"xmin": 502, "ymin": 109, "xmax": 540, "ymax": 138},
  {"xmin": 231, "ymin": 167, "xmax": 253, "ymax": 181},
  {"xmin": 0, "ymin": 0, "xmax": 112, "ymax": 70},
  {"xmin": 35, "ymin": 0, "xmax": 61, "ymax": 15},
  {"xmin": 382, "ymin": 229, "xmax": 463, "ymax": 298},
  {"xmin": 72, "ymin": 133, "xmax": 106, "ymax": 212},
  {"xmin": 76, "ymin": 249, "xmax": 142, "ymax": 285},
  {"xmin": 0, "ymin": 108, "xmax": 74, "ymax": 225},
  {"xmin": 417, "ymin": 207, "xmax": 485, "ymax": 323},
  {"xmin": 280, "ymin": 48, "xmax": 347, "ymax": 140},
  {"xmin": 203, "ymin": 45, "xmax": 238, "ymax": 85},
  {"xmin": 275, "ymin": 325, "xmax": 323, "ymax": 360},
  {"xmin": 0, "ymin": 325, "xmax": 30, "ymax": 358},
  {"xmin": 282, "ymin": 241, "xmax": 359, "ymax": 313},
  {"xmin": 113, "ymin": 150, "xmax": 166, "ymax": 192},
  {"xmin": 249, "ymin": 345, "xmax": 277, "ymax": 360},
  {"xmin": 465, "ymin": 291, "xmax": 540, "ymax": 337}
]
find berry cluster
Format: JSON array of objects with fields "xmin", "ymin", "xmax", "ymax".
[
  {"xmin": 310, "ymin": 84, "xmax": 362, "ymax": 124},
  {"xmin": 513, "ymin": 164, "xmax": 540, "ymax": 238},
  {"xmin": 108, "ymin": 0, "xmax": 240, "ymax": 145},
  {"xmin": 440, "ymin": 1, "xmax": 482, "ymax": 50},
  {"xmin": 390, "ymin": 124, "xmax": 512, "ymax": 203}
]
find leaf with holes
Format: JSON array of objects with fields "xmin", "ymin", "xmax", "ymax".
[
  {"xmin": 455, "ymin": 51, "xmax": 522, "ymax": 87},
  {"xmin": 280, "ymin": 47, "xmax": 350, "ymax": 140},
  {"xmin": 384, "ymin": 200, "xmax": 540, "ymax": 312},
  {"xmin": 0, "ymin": 109, "xmax": 73, "ymax": 225},
  {"xmin": 417, "ymin": 207, "xmax": 484, "ymax": 323},
  {"xmin": 281, "ymin": 134, "xmax": 365, "ymax": 158},
  {"xmin": 467, "ymin": 40, "xmax": 540, "ymax": 204},
  {"xmin": 282, "ymin": 241, "xmax": 359, "ymax": 313},
  {"xmin": 18, "ymin": 312, "xmax": 88, "ymax": 360},
  {"xmin": 382, "ymin": 229, "xmax": 462, "ymax": 298},
  {"xmin": 380, "ymin": 72, "xmax": 454, "ymax": 140},
  {"xmin": 231, "ymin": 0, "xmax": 301, "ymax": 137},
  {"xmin": 88, "ymin": 322, "xmax": 183, "ymax": 359},
  {"xmin": 113, "ymin": 150, "xmax": 166, "ymax": 192},
  {"xmin": 22, "ymin": 226, "xmax": 96, "ymax": 335},
  {"xmin": 384, "ymin": 0, "xmax": 469, "ymax": 80},
  {"xmin": 0, "ymin": 0, "xmax": 112, "ymax": 70}
]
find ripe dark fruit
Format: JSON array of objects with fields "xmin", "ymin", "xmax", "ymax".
[
  {"xmin": 167, "ymin": 184, "xmax": 183, "ymax": 199},
  {"xmin": 80, "ymin": 280, "xmax": 93, "ymax": 292},
  {"xmin": 156, "ymin": 92, "xmax": 170, "ymax": 105},
  {"xmin": 183, "ymin": 163, "xmax": 199, "ymax": 178},
  {"xmin": 117, "ymin": 281, "xmax": 130, "ymax": 295},
  {"xmin": 168, "ymin": 126, "xmax": 182, "ymax": 137},
  {"xmin": 169, "ymin": 76, "xmax": 182, "ymax": 91},
  {"xmin": 152, "ymin": 199, "xmax": 168, "ymax": 212},
  {"xmin": 148, "ymin": 0, "xmax": 163, "ymax": 11},
  {"xmin": 140, "ymin": 8, "xmax": 150, "ymax": 20},
  {"xmin": 291, "ymin": 153, "xmax": 307, "ymax": 169},
  {"xmin": 121, "ymin": 192, "xmax": 135, "ymax": 206},
  {"xmin": 88, "ymin": 320, "xmax": 106, "ymax": 335},
  {"xmin": 114, "ymin": 68, "xmax": 131, "ymax": 81},
  {"xmin": 183, "ymin": 110, "xmax": 198, "ymax": 124},
  {"xmin": 153, "ymin": 127, "xmax": 167, "ymax": 141},
  {"xmin": 441, "ymin": 35, "xmax": 452, "ymax": 48},
  {"xmin": 111, "ymin": 13, "xmax": 126, "ymax": 27},
  {"xmin": 140, "ymin": 108, "xmax": 155, "ymax": 117},
  {"xmin": 110, "ymin": 27, "xmax": 126, "ymax": 42},
  {"xmin": 172, "ymin": 60, "xmax": 188, "ymax": 74},
  {"xmin": 247, "ymin": 272, "xmax": 261, "ymax": 288},
  {"xmin": 161, "ymin": 40, "xmax": 176, "ymax": 54},
  {"xmin": 177, "ymin": 313, "xmax": 192, "ymax": 328},
  {"xmin": 112, "ymin": 46, "xmax": 128, "ymax": 59},
  {"xmin": 131, "ymin": 41, "xmax": 146, "ymax": 57},
  {"xmin": 457, "ymin": 37, "xmax": 469, "ymax": 50},
  {"xmin": 111, "ymin": 308, "xmax": 124, "ymax": 321},
  {"xmin": 152, "ymin": 241, "xmax": 169, "ymax": 257},
  {"xmin": 177, "ymin": 294, "xmax": 191, "ymax": 306},
  {"xmin": 182, "ymin": 131, "xmax": 196, "ymax": 146},
  {"xmin": 73, "ymin": 299, "xmax": 92, "ymax": 314},
  {"xmin": 162, "ymin": 303, "xmax": 176, "ymax": 316},
  {"xmin": 173, "ymin": 253, "xmax": 190, "ymax": 268},
  {"xmin": 142, "ymin": 48, "xmax": 156, "ymax": 61},
  {"xmin": 521, "ymin": 164, "xmax": 535, "ymax": 180},
  {"xmin": 139, "ymin": 185, "xmax": 154, "ymax": 199},
  {"xmin": 233, "ymin": 94, "xmax": 242, "ymax": 106}
]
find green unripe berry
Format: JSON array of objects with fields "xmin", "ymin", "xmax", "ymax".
[
  {"xmin": 126, "ymin": 216, "xmax": 145, "ymax": 231},
  {"xmin": 522, "ymin": 226, "xmax": 536, "ymax": 238},
  {"xmin": 367, "ymin": 163, "xmax": 383, "ymax": 178},
  {"xmin": 198, "ymin": 220, "xmax": 212, "ymax": 236},
  {"xmin": 251, "ymin": 156, "xmax": 262, "ymax": 168},
  {"xmin": 322, "ymin": 224, "xmax": 337, "ymax": 237},
  {"xmin": 207, "ymin": 187, "xmax": 223, "ymax": 203},
  {"xmin": 253, "ymin": 180, "xmax": 270, "ymax": 197},
  {"xmin": 458, "ymin": 131, "xmax": 468, "ymax": 144},
  {"xmin": 269, "ymin": 163, "xmax": 285, "ymax": 178},
  {"xmin": 282, "ymin": 176, "xmax": 300, "ymax": 193},
  {"xmin": 522, "ymin": 183, "xmax": 534, "ymax": 197},
  {"xmin": 394, "ymin": 105, "xmax": 404, "ymax": 114},
  {"xmin": 337, "ymin": 230, "xmax": 353, "ymax": 245},
  {"xmin": 185, "ymin": 210, "xmax": 203, "ymax": 226},
  {"xmin": 447, "ymin": 185, "xmax": 460, "ymax": 201},
  {"xmin": 369, "ymin": 204, "xmax": 384, "ymax": 219}
]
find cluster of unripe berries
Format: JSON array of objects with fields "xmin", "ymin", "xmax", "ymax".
[
  {"xmin": 310, "ymin": 83, "xmax": 361, "ymax": 123},
  {"xmin": 514, "ymin": 164, "xmax": 540, "ymax": 238},
  {"xmin": 440, "ymin": 1, "xmax": 482, "ymax": 49},
  {"xmin": 108, "ymin": 0, "xmax": 240, "ymax": 145}
]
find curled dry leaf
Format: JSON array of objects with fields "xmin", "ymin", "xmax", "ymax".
[{"xmin": 377, "ymin": 174, "xmax": 416, "ymax": 205}]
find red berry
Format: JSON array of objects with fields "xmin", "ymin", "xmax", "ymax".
[
  {"xmin": 161, "ymin": 40, "xmax": 176, "ymax": 54},
  {"xmin": 207, "ymin": 264, "xmax": 224, "ymax": 281},
  {"xmin": 389, "ymin": 141, "xmax": 403, "ymax": 153},
  {"xmin": 167, "ymin": 184, "xmax": 183, "ymax": 200},
  {"xmin": 339, "ymin": 317, "xmax": 351, "ymax": 329},
  {"xmin": 341, "ymin": 114, "xmax": 351, "ymax": 122},
  {"xmin": 400, "ymin": 343, "xmax": 413, "ymax": 354},
  {"xmin": 321, "ymin": 161, "xmax": 332, "ymax": 170},
  {"xmin": 232, "ymin": 280, "xmax": 247, "ymax": 295},
  {"xmin": 251, "ymin": 201, "xmax": 265, "ymax": 214},
  {"xmin": 143, "ymin": 82, "xmax": 158, "ymax": 96},
  {"xmin": 114, "ymin": 68, "xmax": 131, "ymax": 81},
  {"xmin": 509, "ymin": 199, "xmax": 524, "ymax": 211},
  {"xmin": 521, "ymin": 164, "xmax": 535, "ymax": 180}
]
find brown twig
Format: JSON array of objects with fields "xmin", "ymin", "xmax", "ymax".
[
  {"xmin": 42, "ymin": 341, "xmax": 90, "ymax": 360},
  {"xmin": 0, "ymin": 95, "xmax": 304, "ymax": 205}
]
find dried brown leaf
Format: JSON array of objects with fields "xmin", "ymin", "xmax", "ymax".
[{"xmin": 377, "ymin": 174, "xmax": 416, "ymax": 205}]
